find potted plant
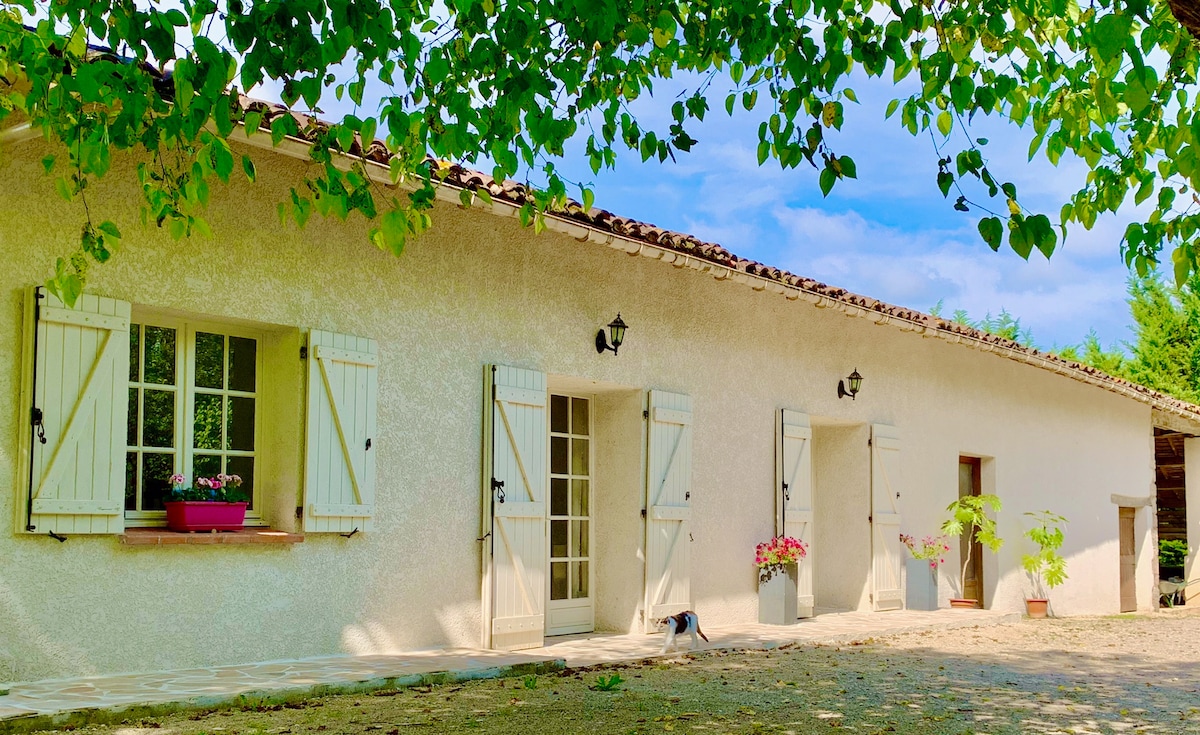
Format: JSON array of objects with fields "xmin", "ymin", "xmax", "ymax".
[
  {"xmin": 900, "ymin": 533, "xmax": 951, "ymax": 611},
  {"xmin": 940, "ymin": 494, "xmax": 1003, "ymax": 609},
  {"xmin": 755, "ymin": 535, "xmax": 808, "ymax": 625},
  {"xmin": 164, "ymin": 473, "xmax": 249, "ymax": 532},
  {"xmin": 1020, "ymin": 510, "xmax": 1068, "ymax": 618}
]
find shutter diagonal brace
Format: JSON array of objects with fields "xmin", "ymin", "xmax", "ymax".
[
  {"xmin": 34, "ymin": 329, "xmax": 117, "ymax": 504},
  {"xmin": 495, "ymin": 399, "xmax": 534, "ymax": 502},
  {"xmin": 318, "ymin": 354, "xmax": 363, "ymax": 506},
  {"xmin": 652, "ymin": 423, "xmax": 687, "ymax": 508}
]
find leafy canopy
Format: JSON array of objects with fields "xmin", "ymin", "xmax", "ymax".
[{"xmin": 3, "ymin": 0, "xmax": 1200, "ymax": 305}]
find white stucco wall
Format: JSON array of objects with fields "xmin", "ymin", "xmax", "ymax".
[{"xmin": 0, "ymin": 138, "xmax": 1170, "ymax": 683}]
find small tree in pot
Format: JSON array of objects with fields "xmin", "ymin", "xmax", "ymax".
[
  {"xmin": 940, "ymin": 494, "xmax": 1003, "ymax": 608},
  {"xmin": 1021, "ymin": 510, "xmax": 1068, "ymax": 618}
]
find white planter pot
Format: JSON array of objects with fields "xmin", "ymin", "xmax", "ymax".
[
  {"xmin": 758, "ymin": 564, "xmax": 799, "ymax": 625},
  {"xmin": 905, "ymin": 558, "xmax": 939, "ymax": 611}
]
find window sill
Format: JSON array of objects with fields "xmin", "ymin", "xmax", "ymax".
[{"xmin": 119, "ymin": 527, "xmax": 304, "ymax": 546}]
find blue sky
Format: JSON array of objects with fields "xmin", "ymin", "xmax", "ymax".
[
  {"xmin": 531, "ymin": 72, "xmax": 1142, "ymax": 351},
  {"xmin": 262, "ymin": 69, "xmax": 1142, "ymax": 351}
]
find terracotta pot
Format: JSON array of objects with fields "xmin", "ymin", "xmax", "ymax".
[
  {"xmin": 949, "ymin": 598, "xmax": 979, "ymax": 609},
  {"xmin": 1025, "ymin": 598, "xmax": 1049, "ymax": 618},
  {"xmin": 164, "ymin": 501, "xmax": 248, "ymax": 532}
]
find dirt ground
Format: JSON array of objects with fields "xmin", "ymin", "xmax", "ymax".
[{"xmin": 38, "ymin": 608, "xmax": 1200, "ymax": 735}]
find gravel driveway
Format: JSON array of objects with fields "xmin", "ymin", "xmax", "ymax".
[{"xmin": 35, "ymin": 608, "xmax": 1200, "ymax": 735}]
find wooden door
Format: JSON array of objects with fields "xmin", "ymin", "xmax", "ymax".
[
  {"xmin": 958, "ymin": 457, "xmax": 983, "ymax": 605},
  {"xmin": 778, "ymin": 409, "xmax": 814, "ymax": 618},
  {"xmin": 485, "ymin": 365, "xmax": 548, "ymax": 650},
  {"xmin": 870, "ymin": 424, "xmax": 904, "ymax": 611},
  {"xmin": 1119, "ymin": 507, "xmax": 1137, "ymax": 612},
  {"xmin": 644, "ymin": 390, "xmax": 692, "ymax": 631}
]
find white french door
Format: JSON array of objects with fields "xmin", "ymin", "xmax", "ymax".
[{"xmin": 545, "ymin": 393, "xmax": 595, "ymax": 635}]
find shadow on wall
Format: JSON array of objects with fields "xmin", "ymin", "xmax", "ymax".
[{"xmin": 0, "ymin": 569, "xmax": 94, "ymax": 684}]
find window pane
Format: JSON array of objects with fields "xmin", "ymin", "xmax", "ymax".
[
  {"xmin": 550, "ymin": 562, "xmax": 568, "ymax": 601},
  {"xmin": 550, "ymin": 436, "xmax": 568, "ymax": 475},
  {"xmin": 550, "ymin": 394, "xmax": 569, "ymax": 434},
  {"xmin": 551, "ymin": 478, "xmax": 568, "ymax": 517},
  {"xmin": 551, "ymin": 519, "xmax": 568, "ymax": 558},
  {"xmin": 195, "ymin": 332, "xmax": 224, "ymax": 389},
  {"xmin": 127, "ymin": 389, "xmax": 138, "ymax": 447},
  {"xmin": 571, "ymin": 479, "xmax": 589, "ymax": 516},
  {"xmin": 142, "ymin": 389, "xmax": 174, "ymax": 448},
  {"xmin": 193, "ymin": 454, "xmax": 221, "ymax": 483},
  {"xmin": 125, "ymin": 452, "xmax": 137, "ymax": 511},
  {"xmin": 572, "ymin": 561, "xmax": 588, "ymax": 599},
  {"xmin": 572, "ymin": 520, "xmax": 589, "ymax": 557},
  {"xmin": 142, "ymin": 453, "xmax": 173, "ymax": 510},
  {"xmin": 228, "ymin": 336, "xmax": 257, "ymax": 392},
  {"xmin": 226, "ymin": 456, "xmax": 254, "ymax": 507},
  {"xmin": 226, "ymin": 397, "xmax": 255, "ymax": 451},
  {"xmin": 193, "ymin": 393, "xmax": 222, "ymax": 450},
  {"xmin": 143, "ymin": 326, "xmax": 176, "ymax": 385},
  {"xmin": 571, "ymin": 438, "xmax": 589, "ymax": 475},
  {"xmin": 571, "ymin": 397, "xmax": 589, "ymax": 435},
  {"xmin": 128, "ymin": 325, "xmax": 140, "ymax": 382}
]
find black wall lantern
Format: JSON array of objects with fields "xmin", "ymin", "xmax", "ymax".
[
  {"xmin": 837, "ymin": 369, "xmax": 863, "ymax": 400},
  {"xmin": 596, "ymin": 313, "xmax": 628, "ymax": 355}
]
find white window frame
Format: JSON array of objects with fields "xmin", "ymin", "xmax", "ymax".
[
  {"xmin": 545, "ymin": 391, "xmax": 596, "ymax": 635},
  {"xmin": 126, "ymin": 310, "xmax": 264, "ymax": 527}
]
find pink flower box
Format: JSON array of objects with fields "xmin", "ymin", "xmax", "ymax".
[{"xmin": 164, "ymin": 501, "xmax": 248, "ymax": 532}]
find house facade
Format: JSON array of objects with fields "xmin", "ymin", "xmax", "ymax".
[{"xmin": 2, "ymin": 121, "xmax": 1198, "ymax": 684}]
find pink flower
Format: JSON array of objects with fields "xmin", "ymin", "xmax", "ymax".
[
  {"xmin": 169, "ymin": 473, "xmax": 186, "ymax": 485},
  {"xmin": 197, "ymin": 477, "xmax": 212, "ymax": 488}
]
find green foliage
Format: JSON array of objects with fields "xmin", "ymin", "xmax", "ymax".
[
  {"xmin": 1160, "ymin": 539, "xmax": 1189, "ymax": 568},
  {"xmin": 1020, "ymin": 510, "xmax": 1069, "ymax": 599},
  {"xmin": 592, "ymin": 673, "xmax": 624, "ymax": 692},
  {"xmin": 928, "ymin": 303, "xmax": 1036, "ymax": 347},
  {"xmin": 8, "ymin": 1, "xmax": 1200, "ymax": 305},
  {"xmin": 941, "ymin": 493, "xmax": 1003, "ymax": 599},
  {"xmin": 522, "ymin": 675, "xmax": 538, "ymax": 690}
]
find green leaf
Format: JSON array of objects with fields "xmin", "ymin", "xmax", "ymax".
[
  {"xmin": 937, "ymin": 170, "xmax": 954, "ymax": 197},
  {"xmin": 41, "ymin": 155, "xmax": 55, "ymax": 174},
  {"xmin": 242, "ymin": 155, "xmax": 256, "ymax": 182},
  {"xmin": 819, "ymin": 166, "xmax": 835, "ymax": 197},
  {"xmin": 937, "ymin": 111, "xmax": 953, "ymax": 137},
  {"xmin": 885, "ymin": 99, "xmax": 900, "ymax": 119},
  {"xmin": 97, "ymin": 221, "xmax": 121, "ymax": 240},
  {"xmin": 839, "ymin": 155, "xmax": 857, "ymax": 179},
  {"xmin": 978, "ymin": 217, "xmax": 1003, "ymax": 251},
  {"xmin": 1093, "ymin": 12, "xmax": 1132, "ymax": 64},
  {"xmin": 582, "ymin": 187, "xmax": 594, "ymax": 213}
]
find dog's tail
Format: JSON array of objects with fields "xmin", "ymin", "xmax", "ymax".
[{"xmin": 698, "ymin": 627, "xmax": 709, "ymax": 642}]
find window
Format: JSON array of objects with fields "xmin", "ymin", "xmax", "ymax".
[
  {"xmin": 126, "ymin": 316, "xmax": 261, "ymax": 524},
  {"xmin": 548, "ymin": 394, "xmax": 591, "ymax": 603}
]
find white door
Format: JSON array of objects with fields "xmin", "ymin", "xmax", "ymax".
[
  {"xmin": 545, "ymin": 393, "xmax": 594, "ymax": 635},
  {"xmin": 870, "ymin": 424, "xmax": 904, "ymax": 611},
  {"xmin": 644, "ymin": 390, "xmax": 693, "ymax": 631},
  {"xmin": 484, "ymin": 365, "xmax": 548, "ymax": 650},
  {"xmin": 778, "ymin": 409, "xmax": 814, "ymax": 618}
]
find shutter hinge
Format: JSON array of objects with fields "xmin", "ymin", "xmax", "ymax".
[
  {"xmin": 642, "ymin": 410, "xmax": 649, "ymax": 419},
  {"xmin": 300, "ymin": 345, "xmax": 308, "ymax": 360},
  {"xmin": 868, "ymin": 437, "xmax": 873, "ymax": 447},
  {"xmin": 641, "ymin": 508, "xmax": 647, "ymax": 519},
  {"xmin": 296, "ymin": 506, "xmax": 303, "ymax": 519},
  {"xmin": 47, "ymin": 530, "xmax": 67, "ymax": 542}
]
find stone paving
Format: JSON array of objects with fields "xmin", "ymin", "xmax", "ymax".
[{"xmin": 0, "ymin": 608, "xmax": 1017, "ymax": 729}]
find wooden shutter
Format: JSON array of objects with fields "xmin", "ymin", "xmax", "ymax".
[
  {"xmin": 870, "ymin": 424, "xmax": 904, "ymax": 611},
  {"xmin": 24, "ymin": 290, "xmax": 130, "ymax": 535},
  {"xmin": 777, "ymin": 409, "xmax": 814, "ymax": 618},
  {"xmin": 485, "ymin": 365, "xmax": 548, "ymax": 650},
  {"xmin": 303, "ymin": 330, "xmax": 378, "ymax": 533},
  {"xmin": 644, "ymin": 390, "xmax": 693, "ymax": 631}
]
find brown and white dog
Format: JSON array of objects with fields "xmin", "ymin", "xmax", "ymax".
[{"xmin": 656, "ymin": 610, "xmax": 709, "ymax": 654}]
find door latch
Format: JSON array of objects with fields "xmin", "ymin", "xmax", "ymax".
[
  {"xmin": 491, "ymin": 478, "xmax": 505, "ymax": 503},
  {"xmin": 782, "ymin": 481, "xmax": 790, "ymax": 502},
  {"xmin": 31, "ymin": 407, "xmax": 46, "ymax": 445}
]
